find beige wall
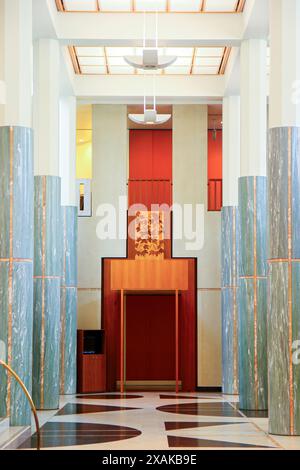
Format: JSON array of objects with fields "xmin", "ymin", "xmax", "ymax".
[
  {"xmin": 173, "ymin": 105, "xmax": 222, "ymax": 387},
  {"xmin": 77, "ymin": 105, "xmax": 128, "ymax": 329}
]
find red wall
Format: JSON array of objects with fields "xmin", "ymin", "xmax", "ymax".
[
  {"xmin": 208, "ymin": 130, "xmax": 223, "ymax": 211},
  {"xmin": 129, "ymin": 130, "xmax": 172, "ymax": 180},
  {"xmin": 208, "ymin": 130, "xmax": 222, "ymax": 180},
  {"xmin": 129, "ymin": 130, "xmax": 173, "ymax": 208}
]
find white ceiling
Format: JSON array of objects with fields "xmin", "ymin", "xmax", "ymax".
[{"xmin": 32, "ymin": 0, "xmax": 269, "ymax": 102}]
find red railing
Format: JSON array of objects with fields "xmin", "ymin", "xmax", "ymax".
[
  {"xmin": 208, "ymin": 179, "xmax": 223, "ymax": 212},
  {"xmin": 128, "ymin": 179, "xmax": 172, "ymax": 208}
]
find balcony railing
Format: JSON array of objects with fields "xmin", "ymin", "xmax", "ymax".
[{"xmin": 128, "ymin": 179, "xmax": 172, "ymax": 208}]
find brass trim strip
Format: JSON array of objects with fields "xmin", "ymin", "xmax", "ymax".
[
  {"xmin": 268, "ymin": 258, "xmax": 300, "ymax": 263},
  {"xmin": 237, "ymin": 0, "xmax": 246, "ymax": 13},
  {"xmin": 103, "ymin": 47, "xmax": 109, "ymax": 75},
  {"xmin": 197, "ymin": 288, "xmax": 221, "ymax": 291},
  {"xmin": 0, "ymin": 360, "xmax": 40, "ymax": 451},
  {"xmin": 68, "ymin": 46, "xmax": 81, "ymax": 75},
  {"xmin": 34, "ymin": 276, "xmax": 60, "ymax": 280},
  {"xmin": 288, "ymin": 128, "xmax": 294, "ymax": 435},
  {"xmin": 55, "ymin": 0, "xmax": 64, "ymax": 12},
  {"xmin": 78, "ymin": 287, "xmax": 101, "ymax": 291},
  {"xmin": 0, "ymin": 258, "xmax": 32, "ymax": 263},
  {"xmin": 240, "ymin": 276, "xmax": 267, "ymax": 280},
  {"xmin": 190, "ymin": 47, "xmax": 196, "ymax": 75},
  {"xmin": 219, "ymin": 47, "xmax": 231, "ymax": 75}
]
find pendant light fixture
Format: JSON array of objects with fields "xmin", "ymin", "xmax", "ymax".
[
  {"xmin": 128, "ymin": 76, "xmax": 171, "ymax": 126},
  {"xmin": 124, "ymin": 11, "xmax": 177, "ymax": 70},
  {"xmin": 129, "ymin": 109, "xmax": 171, "ymax": 125}
]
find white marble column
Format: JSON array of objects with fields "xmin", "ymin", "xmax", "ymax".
[
  {"xmin": 223, "ymin": 97, "xmax": 240, "ymax": 208},
  {"xmin": 238, "ymin": 39, "xmax": 268, "ymax": 411},
  {"xmin": 0, "ymin": 0, "xmax": 32, "ymax": 127},
  {"xmin": 59, "ymin": 96, "xmax": 78, "ymax": 395},
  {"xmin": 0, "ymin": 0, "xmax": 34, "ymax": 426},
  {"xmin": 268, "ymin": 0, "xmax": 300, "ymax": 436},
  {"xmin": 32, "ymin": 39, "xmax": 62, "ymax": 410},
  {"xmin": 221, "ymin": 96, "xmax": 240, "ymax": 395}
]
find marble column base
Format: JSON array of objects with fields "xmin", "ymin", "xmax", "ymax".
[
  {"xmin": 0, "ymin": 127, "xmax": 33, "ymax": 426},
  {"xmin": 60, "ymin": 206, "xmax": 78, "ymax": 395},
  {"xmin": 268, "ymin": 127, "xmax": 300, "ymax": 435},
  {"xmin": 33, "ymin": 176, "xmax": 61, "ymax": 410},
  {"xmin": 221, "ymin": 206, "xmax": 239, "ymax": 395},
  {"xmin": 238, "ymin": 176, "xmax": 268, "ymax": 411}
]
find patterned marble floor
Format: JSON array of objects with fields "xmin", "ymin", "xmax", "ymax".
[{"xmin": 18, "ymin": 393, "xmax": 300, "ymax": 450}]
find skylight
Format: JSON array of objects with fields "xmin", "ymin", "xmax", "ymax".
[
  {"xmin": 57, "ymin": 0, "xmax": 245, "ymax": 13},
  {"xmin": 71, "ymin": 46, "xmax": 230, "ymax": 75}
]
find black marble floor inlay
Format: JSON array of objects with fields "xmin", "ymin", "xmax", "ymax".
[
  {"xmin": 231, "ymin": 403, "xmax": 268, "ymax": 418},
  {"xmin": 165, "ymin": 421, "xmax": 247, "ymax": 431},
  {"xmin": 157, "ymin": 402, "xmax": 242, "ymax": 417},
  {"xmin": 19, "ymin": 422, "xmax": 141, "ymax": 449},
  {"xmin": 167, "ymin": 435, "xmax": 275, "ymax": 449},
  {"xmin": 56, "ymin": 403, "xmax": 141, "ymax": 416},
  {"xmin": 76, "ymin": 394, "xmax": 143, "ymax": 400}
]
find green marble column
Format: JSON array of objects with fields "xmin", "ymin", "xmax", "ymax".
[
  {"xmin": 0, "ymin": 127, "xmax": 34, "ymax": 426},
  {"xmin": 60, "ymin": 206, "xmax": 78, "ymax": 395},
  {"xmin": 268, "ymin": 127, "xmax": 300, "ymax": 436},
  {"xmin": 221, "ymin": 206, "xmax": 239, "ymax": 395},
  {"xmin": 33, "ymin": 176, "xmax": 61, "ymax": 410},
  {"xmin": 238, "ymin": 176, "xmax": 268, "ymax": 411}
]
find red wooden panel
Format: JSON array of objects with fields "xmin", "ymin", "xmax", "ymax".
[
  {"xmin": 152, "ymin": 130, "xmax": 173, "ymax": 180},
  {"xmin": 208, "ymin": 179, "xmax": 223, "ymax": 211},
  {"xmin": 102, "ymin": 258, "xmax": 197, "ymax": 392},
  {"xmin": 129, "ymin": 130, "xmax": 153, "ymax": 179},
  {"xmin": 208, "ymin": 130, "xmax": 222, "ymax": 180},
  {"xmin": 208, "ymin": 130, "xmax": 223, "ymax": 211},
  {"xmin": 129, "ymin": 130, "xmax": 172, "ymax": 181},
  {"xmin": 102, "ymin": 259, "xmax": 121, "ymax": 390},
  {"xmin": 129, "ymin": 130, "xmax": 173, "ymax": 208},
  {"xmin": 126, "ymin": 295, "xmax": 176, "ymax": 380},
  {"xmin": 77, "ymin": 355, "xmax": 106, "ymax": 393},
  {"xmin": 180, "ymin": 259, "xmax": 197, "ymax": 391}
]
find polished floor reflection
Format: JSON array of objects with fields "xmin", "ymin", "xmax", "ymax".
[{"xmin": 18, "ymin": 393, "xmax": 300, "ymax": 450}]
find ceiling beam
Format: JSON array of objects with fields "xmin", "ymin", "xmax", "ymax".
[
  {"xmin": 73, "ymin": 74, "xmax": 225, "ymax": 102},
  {"xmin": 54, "ymin": 13, "xmax": 244, "ymax": 47}
]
